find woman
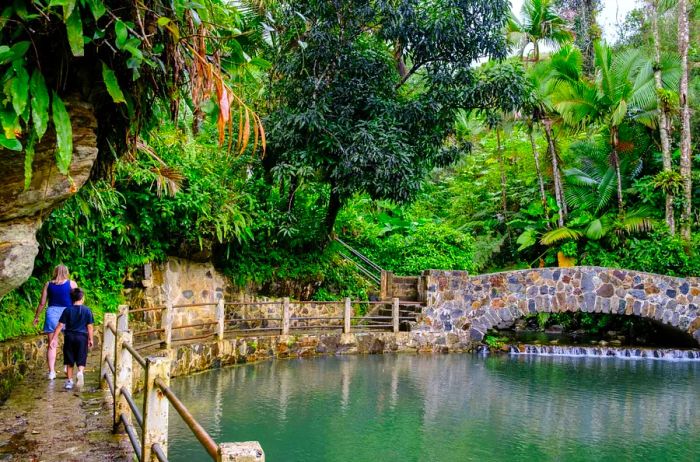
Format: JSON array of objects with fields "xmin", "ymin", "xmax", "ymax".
[{"xmin": 33, "ymin": 264, "xmax": 77, "ymax": 380}]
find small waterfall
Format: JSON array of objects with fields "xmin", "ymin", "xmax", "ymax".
[{"xmin": 509, "ymin": 344, "xmax": 700, "ymax": 361}]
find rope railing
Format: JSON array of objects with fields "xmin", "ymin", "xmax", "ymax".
[{"xmin": 100, "ymin": 311, "xmax": 265, "ymax": 462}]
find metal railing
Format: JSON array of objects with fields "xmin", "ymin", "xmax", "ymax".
[
  {"xmin": 101, "ymin": 310, "xmax": 265, "ymax": 462},
  {"xmin": 334, "ymin": 237, "xmax": 383, "ymax": 285}
]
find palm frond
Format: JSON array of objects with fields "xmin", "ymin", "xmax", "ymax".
[
  {"xmin": 584, "ymin": 219, "xmax": 606, "ymax": 240},
  {"xmin": 540, "ymin": 226, "xmax": 582, "ymax": 245},
  {"xmin": 621, "ymin": 215, "xmax": 654, "ymax": 234},
  {"xmin": 620, "ymin": 206, "xmax": 657, "ymax": 234}
]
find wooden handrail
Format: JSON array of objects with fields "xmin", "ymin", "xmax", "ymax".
[
  {"xmin": 128, "ymin": 307, "xmax": 164, "ymax": 314},
  {"xmin": 171, "ymin": 321, "xmax": 218, "ymax": 330},
  {"xmin": 171, "ymin": 302, "xmax": 217, "ymax": 308}
]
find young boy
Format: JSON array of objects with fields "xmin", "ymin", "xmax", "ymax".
[{"xmin": 50, "ymin": 288, "xmax": 94, "ymax": 389}]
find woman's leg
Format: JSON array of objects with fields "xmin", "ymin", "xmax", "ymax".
[{"xmin": 47, "ymin": 333, "xmax": 58, "ymax": 373}]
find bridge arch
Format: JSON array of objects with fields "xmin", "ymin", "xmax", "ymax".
[{"xmin": 416, "ymin": 267, "xmax": 700, "ymax": 344}]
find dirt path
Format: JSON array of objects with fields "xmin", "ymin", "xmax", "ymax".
[{"xmin": 0, "ymin": 349, "xmax": 132, "ymax": 461}]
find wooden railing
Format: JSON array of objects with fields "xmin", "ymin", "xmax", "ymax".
[
  {"xmin": 101, "ymin": 310, "xmax": 265, "ymax": 462},
  {"xmin": 126, "ymin": 298, "xmax": 422, "ymax": 346}
]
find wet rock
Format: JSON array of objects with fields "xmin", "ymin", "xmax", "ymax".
[{"xmin": 545, "ymin": 325, "xmax": 564, "ymax": 334}]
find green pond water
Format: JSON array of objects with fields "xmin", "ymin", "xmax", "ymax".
[{"xmin": 167, "ymin": 354, "xmax": 700, "ymax": 461}]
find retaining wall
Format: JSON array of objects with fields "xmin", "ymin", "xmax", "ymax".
[{"xmin": 129, "ymin": 331, "xmax": 476, "ymax": 391}]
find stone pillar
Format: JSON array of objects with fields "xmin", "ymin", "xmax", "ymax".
[
  {"xmin": 281, "ymin": 297, "xmax": 290, "ymax": 335},
  {"xmin": 100, "ymin": 313, "xmax": 116, "ymax": 390},
  {"xmin": 113, "ymin": 329, "xmax": 133, "ymax": 433},
  {"xmin": 218, "ymin": 442, "xmax": 265, "ymax": 462},
  {"xmin": 343, "ymin": 298, "xmax": 352, "ymax": 334},
  {"xmin": 161, "ymin": 303, "xmax": 172, "ymax": 349},
  {"xmin": 380, "ymin": 271, "xmax": 393, "ymax": 300},
  {"xmin": 216, "ymin": 298, "xmax": 225, "ymax": 340},
  {"xmin": 142, "ymin": 356, "xmax": 171, "ymax": 462},
  {"xmin": 117, "ymin": 304, "xmax": 129, "ymax": 331},
  {"xmin": 392, "ymin": 298, "xmax": 400, "ymax": 333}
]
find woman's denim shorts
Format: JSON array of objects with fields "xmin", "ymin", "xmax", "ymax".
[{"xmin": 43, "ymin": 306, "xmax": 66, "ymax": 333}]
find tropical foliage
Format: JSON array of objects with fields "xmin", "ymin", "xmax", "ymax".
[{"xmin": 0, "ymin": 0, "xmax": 699, "ymax": 342}]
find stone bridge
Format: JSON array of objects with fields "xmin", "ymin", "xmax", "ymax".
[{"xmin": 413, "ymin": 267, "xmax": 700, "ymax": 344}]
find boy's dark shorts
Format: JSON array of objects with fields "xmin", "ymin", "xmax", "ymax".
[{"xmin": 63, "ymin": 332, "xmax": 89, "ymax": 367}]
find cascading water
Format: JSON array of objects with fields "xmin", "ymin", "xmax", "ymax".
[{"xmin": 509, "ymin": 344, "xmax": 700, "ymax": 360}]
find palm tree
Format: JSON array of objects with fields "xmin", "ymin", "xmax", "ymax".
[
  {"xmin": 538, "ymin": 136, "xmax": 654, "ymax": 247},
  {"xmin": 509, "ymin": 0, "xmax": 574, "ymax": 63},
  {"xmin": 524, "ymin": 46, "xmax": 589, "ymax": 227},
  {"xmin": 553, "ymin": 42, "xmax": 650, "ymax": 216}
]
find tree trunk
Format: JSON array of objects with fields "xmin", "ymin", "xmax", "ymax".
[
  {"xmin": 325, "ymin": 185, "xmax": 343, "ymax": 239},
  {"xmin": 393, "ymin": 40, "xmax": 408, "ymax": 79},
  {"xmin": 678, "ymin": 0, "xmax": 692, "ymax": 241},
  {"xmin": 611, "ymin": 127, "xmax": 625, "ymax": 216},
  {"xmin": 543, "ymin": 120, "xmax": 566, "ymax": 227},
  {"xmin": 496, "ymin": 128, "xmax": 507, "ymax": 217},
  {"xmin": 528, "ymin": 122, "xmax": 548, "ymax": 215},
  {"xmin": 581, "ymin": 0, "xmax": 597, "ymax": 75},
  {"xmin": 650, "ymin": 0, "xmax": 675, "ymax": 234},
  {"xmin": 287, "ymin": 176, "xmax": 298, "ymax": 212}
]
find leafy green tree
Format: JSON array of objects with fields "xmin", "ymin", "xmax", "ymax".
[{"xmin": 264, "ymin": 0, "xmax": 513, "ymax": 236}]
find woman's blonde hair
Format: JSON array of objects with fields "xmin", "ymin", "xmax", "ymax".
[{"xmin": 52, "ymin": 264, "xmax": 70, "ymax": 281}]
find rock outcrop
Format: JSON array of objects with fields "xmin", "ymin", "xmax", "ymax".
[{"xmin": 0, "ymin": 99, "xmax": 98, "ymax": 296}]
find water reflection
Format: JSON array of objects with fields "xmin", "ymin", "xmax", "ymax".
[{"xmin": 169, "ymin": 355, "xmax": 700, "ymax": 462}]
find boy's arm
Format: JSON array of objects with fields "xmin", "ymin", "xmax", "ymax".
[{"xmin": 87, "ymin": 324, "xmax": 94, "ymax": 348}]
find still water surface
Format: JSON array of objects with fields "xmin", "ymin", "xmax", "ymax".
[{"xmin": 168, "ymin": 354, "xmax": 700, "ymax": 461}]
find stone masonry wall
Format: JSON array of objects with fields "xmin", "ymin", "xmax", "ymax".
[
  {"xmin": 129, "ymin": 331, "xmax": 476, "ymax": 391},
  {"xmin": 416, "ymin": 267, "xmax": 700, "ymax": 344},
  {"xmin": 131, "ymin": 257, "xmax": 358, "ymax": 338},
  {"xmin": 0, "ymin": 329, "xmax": 103, "ymax": 403}
]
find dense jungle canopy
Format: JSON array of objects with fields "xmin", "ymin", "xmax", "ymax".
[{"xmin": 0, "ymin": 0, "xmax": 698, "ymax": 340}]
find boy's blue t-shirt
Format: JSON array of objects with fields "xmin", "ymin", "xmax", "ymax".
[{"xmin": 58, "ymin": 305, "xmax": 95, "ymax": 334}]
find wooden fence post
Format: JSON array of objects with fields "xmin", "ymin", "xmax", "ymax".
[
  {"xmin": 218, "ymin": 442, "xmax": 265, "ymax": 462},
  {"xmin": 118, "ymin": 304, "xmax": 129, "ymax": 331},
  {"xmin": 161, "ymin": 302, "xmax": 172, "ymax": 349},
  {"xmin": 343, "ymin": 298, "xmax": 352, "ymax": 334},
  {"xmin": 142, "ymin": 355, "xmax": 171, "ymax": 462},
  {"xmin": 101, "ymin": 313, "xmax": 116, "ymax": 390},
  {"xmin": 281, "ymin": 298, "xmax": 290, "ymax": 335},
  {"xmin": 113, "ymin": 329, "xmax": 133, "ymax": 433},
  {"xmin": 392, "ymin": 298, "xmax": 399, "ymax": 333},
  {"xmin": 216, "ymin": 298, "xmax": 225, "ymax": 340}
]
